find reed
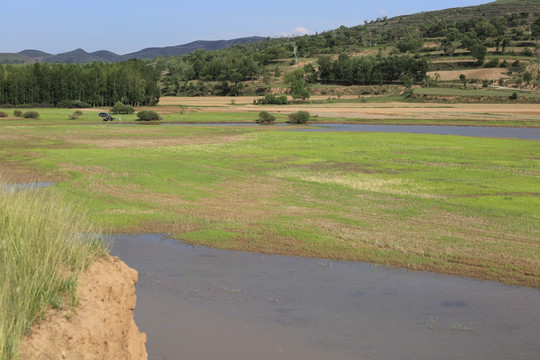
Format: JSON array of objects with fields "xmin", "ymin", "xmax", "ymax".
[{"xmin": 0, "ymin": 178, "xmax": 106, "ymax": 360}]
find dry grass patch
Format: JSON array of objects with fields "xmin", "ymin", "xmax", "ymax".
[
  {"xmin": 272, "ymin": 169, "xmax": 437, "ymax": 198},
  {"xmin": 428, "ymin": 68, "xmax": 510, "ymax": 81}
]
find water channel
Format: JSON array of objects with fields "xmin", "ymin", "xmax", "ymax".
[
  {"xmin": 111, "ymin": 234, "xmax": 540, "ymax": 360},
  {"xmin": 109, "ymin": 122, "xmax": 540, "ymax": 140}
]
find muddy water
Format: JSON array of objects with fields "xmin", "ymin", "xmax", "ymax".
[{"xmin": 111, "ymin": 234, "xmax": 540, "ymax": 360}]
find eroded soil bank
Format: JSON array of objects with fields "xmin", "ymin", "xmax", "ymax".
[{"xmin": 20, "ymin": 256, "xmax": 147, "ymax": 360}]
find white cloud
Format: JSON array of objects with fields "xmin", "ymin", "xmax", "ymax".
[
  {"xmin": 294, "ymin": 27, "xmax": 311, "ymax": 35},
  {"xmin": 281, "ymin": 27, "xmax": 313, "ymax": 37}
]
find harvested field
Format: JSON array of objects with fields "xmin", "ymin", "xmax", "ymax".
[
  {"xmin": 428, "ymin": 68, "xmax": 509, "ymax": 81},
  {"xmin": 159, "ymin": 97, "xmax": 540, "ymax": 123}
]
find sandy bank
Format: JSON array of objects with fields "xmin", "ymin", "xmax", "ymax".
[{"xmin": 20, "ymin": 256, "xmax": 147, "ymax": 360}]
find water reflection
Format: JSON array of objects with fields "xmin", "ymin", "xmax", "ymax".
[
  {"xmin": 111, "ymin": 234, "xmax": 540, "ymax": 360},
  {"xmin": 1, "ymin": 182, "xmax": 56, "ymax": 192}
]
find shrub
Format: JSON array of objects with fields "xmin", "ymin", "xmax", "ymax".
[
  {"xmin": 522, "ymin": 48, "xmax": 533, "ymax": 57},
  {"xmin": 509, "ymin": 92, "xmax": 518, "ymax": 100},
  {"xmin": 255, "ymin": 94, "xmax": 288, "ymax": 105},
  {"xmin": 0, "ymin": 112, "xmax": 8, "ymax": 118},
  {"xmin": 288, "ymin": 110, "xmax": 310, "ymax": 124},
  {"xmin": 256, "ymin": 111, "xmax": 276, "ymax": 124},
  {"xmin": 73, "ymin": 110, "xmax": 83, "ymax": 116},
  {"xmin": 68, "ymin": 114, "xmax": 78, "ymax": 120},
  {"xmin": 13, "ymin": 110, "xmax": 22, "ymax": 117},
  {"xmin": 22, "ymin": 111, "xmax": 40, "ymax": 119},
  {"xmin": 56, "ymin": 100, "xmax": 91, "ymax": 108},
  {"xmin": 110, "ymin": 101, "xmax": 135, "ymax": 115},
  {"xmin": 136, "ymin": 110, "xmax": 160, "ymax": 121}
]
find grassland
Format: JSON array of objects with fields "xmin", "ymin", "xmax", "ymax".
[
  {"xmin": 0, "ymin": 180, "xmax": 105, "ymax": 360},
  {"xmin": 0, "ymin": 110, "xmax": 538, "ymax": 289}
]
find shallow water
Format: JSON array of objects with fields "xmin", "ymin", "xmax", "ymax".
[
  {"xmin": 111, "ymin": 234, "xmax": 540, "ymax": 360},
  {"xmin": 297, "ymin": 124, "xmax": 540, "ymax": 140},
  {"xmin": 106, "ymin": 122, "xmax": 540, "ymax": 140},
  {"xmin": 1, "ymin": 182, "xmax": 56, "ymax": 191}
]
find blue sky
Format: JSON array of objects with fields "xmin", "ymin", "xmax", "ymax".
[{"xmin": 2, "ymin": 0, "xmax": 489, "ymax": 54}]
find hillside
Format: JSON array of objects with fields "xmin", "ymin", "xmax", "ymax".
[
  {"xmin": 123, "ymin": 37, "xmax": 266, "ymax": 60},
  {"xmin": 0, "ymin": 53, "xmax": 33, "ymax": 64},
  {"xmin": 0, "ymin": 36, "xmax": 266, "ymax": 64},
  {"xmin": 376, "ymin": 0, "xmax": 540, "ymax": 28}
]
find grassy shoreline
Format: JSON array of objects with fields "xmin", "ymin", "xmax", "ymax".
[
  {"xmin": 0, "ymin": 118, "xmax": 538, "ymax": 288},
  {"xmin": 0, "ymin": 180, "xmax": 105, "ymax": 360}
]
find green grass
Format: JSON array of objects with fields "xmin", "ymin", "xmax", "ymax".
[
  {"xmin": 414, "ymin": 87, "xmax": 540, "ymax": 98},
  {"xmin": 1, "ymin": 119, "xmax": 538, "ymax": 287},
  {"xmin": 0, "ymin": 180, "xmax": 106, "ymax": 360}
]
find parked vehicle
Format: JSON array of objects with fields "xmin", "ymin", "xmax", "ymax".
[{"xmin": 99, "ymin": 112, "xmax": 114, "ymax": 121}]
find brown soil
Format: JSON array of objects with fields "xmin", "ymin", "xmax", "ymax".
[
  {"xmin": 158, "ymin": 97, "xmax": 540, "ymax": 123},
  {"xmin": 428, "ymin": 68, "xmax": 509, "ymax": 81},
  {"xmin": 20, "ymin": 256, "xmax": 147, "ymax": 360}
]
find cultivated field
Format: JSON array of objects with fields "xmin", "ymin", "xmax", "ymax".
[{"xmin": 160, "ymin": 96, "xmax": 540, "ymax": 126}]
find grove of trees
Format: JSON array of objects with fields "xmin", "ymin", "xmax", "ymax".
[
  {"xmin": 317, "ymin": 54, "xmax": 428, "ymax": 85},
  {"xmin": 0, "ymin": 59, "xmax": 160, "ymax": 106}
]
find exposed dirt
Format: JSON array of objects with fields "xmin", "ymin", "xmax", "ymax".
[
  {"xmin": 20, "ymin": 256, "xmax": 148, "ymax": 360},
  {"xmin": 428, "ymin": 68, "xmax": 509, "ymax": 81},
  {"xmin": 158, "ymin": 97, "xmax": 540, "ymax": 123}
]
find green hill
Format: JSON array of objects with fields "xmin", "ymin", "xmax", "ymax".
[{"xmin": 379, "ymin": 0, "xmax": 540, "ymax": 28}]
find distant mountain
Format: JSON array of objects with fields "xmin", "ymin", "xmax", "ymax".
[
  {"xmin": 2, "ymin": 36, "xmax": 267, "ymax": 64},
  {"xmin": 122, "ymin": 36, "xmax": 266, "ymax": 59},
  {"xmin": 90, "ymin": 50, "xmax": 123, "ymax": 62},
  {"xmin": 43, "ymin": 48, "xmax": 109, "ymax": 63},
  {"xmin": 18, "ymin": 49, "xmax": 51, "ymax": 59},
  {"xmin": 0, "ymin": 53, "xmax": 33, "ymax": 64}
]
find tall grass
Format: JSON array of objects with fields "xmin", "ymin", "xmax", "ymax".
[{"xmin": 0, "ymin": 179, "xmax": 106, "ymax": 360}]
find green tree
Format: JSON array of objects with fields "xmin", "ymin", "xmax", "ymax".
[
  {"xmin": 523, "ymin": 71, "xmax": 533, "ymax": 84},
  {"xmin": 256, "ymin": 111, "xmax": 276, "ymax": 124},
  {"xmin": 532, "ymin": 18, "xmax": 540, "ymax": 43},
  {"xmin": 469, "ymin": 42, "xmax": 487, "ymax": 65},
  {"xmin": 288, "ymin": 110, "xmax": 310, "ymax": 124},
  {"xmin": 396, "ymin": 33, "xmax": 424, "ymax": 53},
  {"xmin": 283, "ymin": 69, "xmax": 310, "ymax": 100},
  {"xmin": 459, "ymin": 74, "xmax": 467, "ymax": 89}
]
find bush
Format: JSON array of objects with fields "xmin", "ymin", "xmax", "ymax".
[
  {"xmin": 509, "ymin": 92, "xmax": 518, "ymax": 100},
  {"xmin": 68, "ymin": 113, "xmax": 79, "ymax": 120},
  {"xmin": 256, "ymin": 111, "xmax": 276, "ymax": 124},
  {"xmin": 22, "ymin": 111, "xmax": 40, "ymax": 119},
  {"xmin": 56, "ymin": 100, "xmax": 91, "ymax": 108},
  {"xmin": 73, "ymin": 110, "xmax": 83, "ymax": 116},
  {"xmin": 13, "ymin": 109, "xmax": 22, "ymax": 117},
  {"xmin": 288, "ymin": 110, "xmax": 310, "ymax": 124},
  {"xmin": 256, "ymin": 94, "xmax": 288, "ymax": 105},
  {"xmin": 136, "ymin": 110, "xmax": 160, "ymax": 121},
  {"xmin": 522, "ymin": 48, "xmax": 533, "ymax": 57},
  {"xmin": 110, "ymin": 101, "xmax": 135, "ymax": 115},
  {"xmin": 0, "ymin": 111, "xmax": 8, "ymax": 118}
]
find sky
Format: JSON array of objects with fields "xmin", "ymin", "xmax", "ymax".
[{"xmin": 2, "ymin": 0, "xmax": 490, "ymax": 55}]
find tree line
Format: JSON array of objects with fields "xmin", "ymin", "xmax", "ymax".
[
  {"xmin": 316, "ymin": 54, "xmax": 428, "ymax": 85},
  {"xmin": 0, "ymin": 59, "xmax": 160, "ymax": 107}
]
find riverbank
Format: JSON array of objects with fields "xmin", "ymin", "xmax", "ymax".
[
  {"xmin": 1, "ymin": 120, "xmax": 538, "ymax": 289},
  {"xmin": 20, "ymin": 256, "xmax": 147, "ymax": 360}
]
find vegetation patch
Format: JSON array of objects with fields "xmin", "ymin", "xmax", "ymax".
[
  {"xmin": 1, "ymin": 121, "xmax": 537, "ymax": 288},
  {"xmin": 0, "ymin": 179, "xmax": 106, "ymax": 360},
  {"xmin": 136, "ymin": 110, "xmax": 161, "ymax": 121}
]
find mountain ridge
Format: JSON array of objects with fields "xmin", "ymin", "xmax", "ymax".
[{"xmin": 11, "ymin": 36, "xmax": 266, "ymax": 64}]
